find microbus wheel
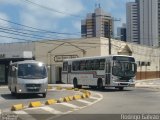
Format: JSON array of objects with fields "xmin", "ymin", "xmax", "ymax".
[
  {"xmin": 97, "ymin": 79, "xmax": 104, "ymax": 90},
  {"xmin": 11, "ymin": 92, "xmax": 15, "ymax": 96},
  {"xmin": 73, "ymin": 78, "xmax": 78, "ymax": 88},
  {"xmin": 15, "ymin": 88, "xmax": 21, "ymax": 99}
]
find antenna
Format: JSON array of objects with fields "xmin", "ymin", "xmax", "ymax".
[
  {"xmin": 98, "ymin": 3, "xmax": 101, "ymax": 8},
  {"xmin": 95, "ymin": 0, "xmax": 101, "ymax": 8}
]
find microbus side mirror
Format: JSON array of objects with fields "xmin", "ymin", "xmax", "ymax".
[{"xmin": 12, "ymin": 66, "xmax": 18, "ymax": 71}]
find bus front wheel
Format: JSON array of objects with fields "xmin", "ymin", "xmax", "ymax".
[
  {"xmin": 97, "ymin": 79, "xmax": 104, "ymax": 90},
  {"xmin": 118, "ymin": 87, "xmax": 124, "ymax": 91},
  {"xmin": 42, "ymin": 93, "xmax": 46, "ymax": 98}
]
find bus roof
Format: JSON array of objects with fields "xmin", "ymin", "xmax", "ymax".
[{"xmin": 63, "ymin": 55, "xmax": 135, "ymax": 62}]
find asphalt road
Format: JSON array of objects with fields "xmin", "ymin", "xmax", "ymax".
[
  {"xmin": 0, "ymin": 87, "xmax": 79, "ymax": 111},
  {"xmin": 54, "ymin": 87, "xmax": 160, "ymax": 120},
  {"xmin": 0, "ymin": 87, "xmax": 160, "ymax": 120}
]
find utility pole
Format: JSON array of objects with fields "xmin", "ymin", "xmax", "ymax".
[
  {"xmin": 108, "ymin": 18, "xmax": 120, "ymax": 55},
  {"xmin": 108, "ymin": 19, "xmax": 111, "ymax": 55}
]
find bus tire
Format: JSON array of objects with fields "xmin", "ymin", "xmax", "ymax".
[
  {"xmin": 89, "ymin": 86, "xmax": 97, "ymax": 89},
  {"xmin": 97, "ymin": 79, "xmax": 104, "ymax": 90},
  {"xmin": 73, "ymin": 78, "xmax": 78, "ymax": 88},
  {"xmin": 118, "ymin": 87, "xmax": 124, "ymax": 91},
  {"xmin": 42, "ymin": 93, "xmax": 46, "ymax": 98},
  {"xmin": 78, "ymin": 85, "xmax": 82, "ymax": 89}
]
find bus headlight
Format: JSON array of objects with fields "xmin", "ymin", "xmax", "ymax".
[
  {"xmin": 129, "ymin": 79, "xmax": 135, "ymax": 82},
  {"xmin": 19, "ymin": 89, "xmax": 22, "ymax": 92}
]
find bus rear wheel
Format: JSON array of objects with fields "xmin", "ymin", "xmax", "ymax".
[{"xmin": 73, "ymin": 78, "xmax": 78, "ymax": 88}]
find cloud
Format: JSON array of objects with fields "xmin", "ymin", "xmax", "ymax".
[
  {"xmin": 0, "ymin": 0, "xmax": 84, "ymax": 30},
  {"xmin": 0, "ymin": 12, "xmax": 14, "ymax": 43},
  {"xmin": 73, "ymin": 21, "xmax": 81, "ymax": 31},
  {"xmin": 0, "ymin": 12, "xmax": 10, "ymax": 26}
]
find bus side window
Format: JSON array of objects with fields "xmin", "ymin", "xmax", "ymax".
[
  {"xmin": 99, "ymin": 59, "xmax": 105, "ymax": 70},
  {"xmin": 86, "ymin": 60, "xmax": 92, "ymax": 70},
  {"xmin": 93, "ymin": 59, "xmax": 100, "ymax": 70},
  {"xmin": 63, "ymin": 62, "xmax": 68, "ymax": 71},
  {"xmin": 80, "ymin": 60, "xmax": 86, "ymax": 71},
  {"xmin": 106, "ymin": 62, "xmax": 111, "ymax": 73},
  {"xmin": 73, "ymin": 61, "xmax": 80, "ymax": 71}
]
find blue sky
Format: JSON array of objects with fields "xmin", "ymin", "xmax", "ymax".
[{"xmin": 0, "ymin": 0, "xmax": 134, "ymax": 43}]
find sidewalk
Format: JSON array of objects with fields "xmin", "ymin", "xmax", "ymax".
[
  {"xmin": 135, "ymin": 79, "xmax": 160, "ymax": 89},
  {"xmin": 1, "ymin": 80, "xmax": 160, "ymax": 89}
]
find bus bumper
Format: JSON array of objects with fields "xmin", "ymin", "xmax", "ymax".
[{"xmin": 112, "ymin": 82, "xmax": 135, "ymax": 87}]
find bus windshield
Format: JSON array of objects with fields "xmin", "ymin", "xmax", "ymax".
[
  {"xmin": 112, "ymin": 61, "xmax": 137, "ymax": 77},
  {"xmin": 18, "ymin": 63, "xmax": 47, "ymax": 79}
]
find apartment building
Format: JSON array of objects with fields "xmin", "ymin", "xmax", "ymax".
[{"xmin": 81, "ymin": 7, "xmax": 113, "ymax": 38}]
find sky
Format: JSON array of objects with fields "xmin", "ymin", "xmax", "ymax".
[{"xmin": 0, "ymin": 0, "xmax": 134, "ymax": 43}]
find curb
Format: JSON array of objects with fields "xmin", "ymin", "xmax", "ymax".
[{"xmin": 11, "ymin": 87, "xmax": 91, "ymax": 111}]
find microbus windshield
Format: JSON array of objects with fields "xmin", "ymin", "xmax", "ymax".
[{"xmin": 18, "ymin": 63, "xmax": 47, "ymax": 79}]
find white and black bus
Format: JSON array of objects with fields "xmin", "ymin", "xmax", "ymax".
[
  {"xmin": 62, "ymin": 55, "xmax": 137, "ymax": 90},
  {"xmin": 8, "ymin": 60, "xmax": 48, "ymax": 98}
]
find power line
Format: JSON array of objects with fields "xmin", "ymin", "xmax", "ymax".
[
  {"xmin": 0, "ymin": 17, "xmax": 80, "ymax": 36},
  {"xmin": 0, "ymin": 27, "xmax": 78, "ymax": 40},
  {"xmin": 20, "ymin": 0, "xmax": 84, "ymax": 19}
]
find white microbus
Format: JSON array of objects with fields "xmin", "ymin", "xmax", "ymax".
[
  {"xmin": 8, "ymin": 60, "xmax": 48, "ymax": 98},
  {"xmin": 62, "ymin": 55, "xmax": 137, "ymax": 90}
]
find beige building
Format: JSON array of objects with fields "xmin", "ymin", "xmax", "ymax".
[
  {"xmin": 0, "ymin": 37, "xmax": 159, "ymax": 84},
  {"xmin": 35, "ymin": 37, "xmax": 160, "ymax": 83}
]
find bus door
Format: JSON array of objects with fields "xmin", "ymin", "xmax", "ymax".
[
  {"xmin": 67, "ymin": 64, "xmax": 71, "ymax": 84},
  {"xmin": 105, "ymin": 61, "xmax": 111, "ymax": 85}
]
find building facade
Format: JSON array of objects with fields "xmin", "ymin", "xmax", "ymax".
[
  {"xmin": 126, "ymin": 0, "xmax": 159, "ymax": 47},
  {"xmin": 0, "ymin": 42, "xmax": 34, "ymax": 84},
  {"xmin": 81, "ymin": 7, "xmax": 113, "ymax": 38},
  {"xmin": 117, "ymin": 23, "xmax": 127, "ymax": 42},
  {"xmin": 126, "ymin": 2, "xmax": 139, "ymax": 44}
]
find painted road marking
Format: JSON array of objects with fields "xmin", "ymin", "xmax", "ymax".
[
  {"xmin": 13, "ymin": 111, "xmax": 36, "ymax": 120},
  {"xmin": 77, "ymin": 99, "xmax": 92, "ymax": 105},
  {"xmin": 90, "ymin": 96, "xmax": 99, "ymax": 100},
  {"xmin": 60, "ymin": 103, "xmax": 79, "ymax": 109},
  {"xmin": 40, "ymin": 106, "xmax": 62, "ymax": 114}
]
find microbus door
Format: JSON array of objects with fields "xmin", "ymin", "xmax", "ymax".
[{"xmin": 105, "ymin": 61, "xmax": 111, "ymax": 85}]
